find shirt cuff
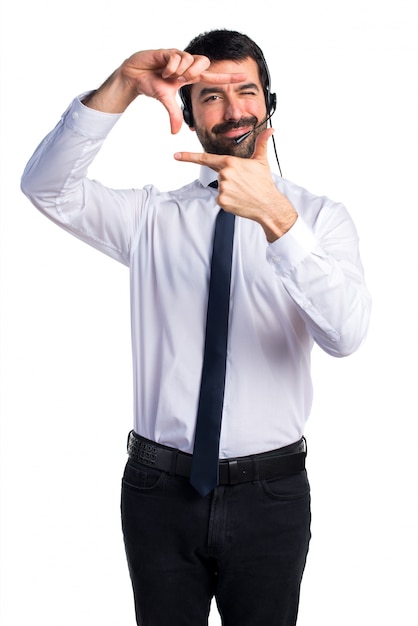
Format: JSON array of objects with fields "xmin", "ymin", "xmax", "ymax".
[
  {"xmin": 266, "ymin": 216, "xmax": 318, "ymax": 275},
  {"xmin": 63, "ymin": 92, "xmax": 122, "ymax": 139}
]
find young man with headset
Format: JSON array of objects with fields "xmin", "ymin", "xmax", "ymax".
[{"xmin": 21, "ymin": 29, "xmax": 371, "ymax": 626}]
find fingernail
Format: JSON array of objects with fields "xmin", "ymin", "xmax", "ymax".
[{"xmin": 174, "ymin": 152, "xmax": 182, "ymax": 160}]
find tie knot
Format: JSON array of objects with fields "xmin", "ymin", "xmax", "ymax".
[{"xmin": 209, "ymin": 180, "xmax": 218, "ymax": 189}]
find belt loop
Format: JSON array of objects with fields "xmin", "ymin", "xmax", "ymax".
[
  {"xmin": 228, "ymin": 460, "xmax": 239, "ymax": 485},
  {"xmin": 251, "ymin": 455, "xmax": 260, "ymax": 482},
  {"xmin": 170, "ymin": 449, "xmax": 179, "ymax": 476}
]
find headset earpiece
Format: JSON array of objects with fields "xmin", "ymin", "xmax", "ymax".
[
  {"xmin": 268, "ymin": 91, "xmax": 277, "ymax": 115},
  {"xmin": 182, "ymin": 105, "xmax": 193, "ymax": 127}
]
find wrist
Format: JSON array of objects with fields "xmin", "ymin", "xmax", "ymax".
[
  {"xmin": 262, "ymin": 213, "xmax": 298, "ymax": 243},
  {"xmin": 259, "ymin": 192, "xmax": 298, "ymax": 243},
  {"xmin": 82, "ymin": 68, "xmax": 138, "ymax": 113}
]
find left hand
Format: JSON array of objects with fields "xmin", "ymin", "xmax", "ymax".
[{"xmin": 174, "ymin": 129, "xmax": 298, "ymax": 241}]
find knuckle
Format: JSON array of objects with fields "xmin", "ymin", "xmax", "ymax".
[
  {"xmin": 183, "ymin": 52, "xmax": 195, "ymax": 63},
  {"xmin": 194, "ymin": 54, "xmax": 210, "ymax": 66},
  {"xmin": 201, "ymin": 153, "xmax": 211, "ymax": 164}
]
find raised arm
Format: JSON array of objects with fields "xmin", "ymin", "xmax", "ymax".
[
  {"xmin": 21, "ymin": 47, "xmax": 247, "ymax": 262},
  {"xmin": 82, "ymin": 49, "xmax": 246, "ymax": 133}
]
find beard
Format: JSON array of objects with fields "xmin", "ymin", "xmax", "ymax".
[{"xmin": 194, "ymin": 116, "xmax": 265, "ymax": 159}]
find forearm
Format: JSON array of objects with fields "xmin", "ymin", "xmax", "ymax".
[
  {"xmin": 256, "ymin": 189, "xmax": 298, "ymax": 243},
  {"xmin": 267, "ymin": 216, "xmax": 371, "ymax": 357}
]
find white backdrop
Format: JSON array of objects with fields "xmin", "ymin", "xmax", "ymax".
[{"xmin": 1, "ymin": 1, "xmax": 417, "ymax": 624}]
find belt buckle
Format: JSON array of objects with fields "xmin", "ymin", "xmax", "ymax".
[{"xmin": 227, "ymin": 459, "xmax": 253, "ymax": 484}]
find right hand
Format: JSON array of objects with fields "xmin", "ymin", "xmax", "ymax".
[{"xmin": 85, "ymin": 49, "xmax": 246, "ymax": 134}]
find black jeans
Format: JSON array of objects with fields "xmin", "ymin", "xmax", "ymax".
[{"xmin": 121, "ymin": 459, "xmax": 311, "ymax": 626}]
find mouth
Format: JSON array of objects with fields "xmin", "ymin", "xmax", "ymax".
[
  {"xmin": 220, "ymin": 126, "xmax": 253, "ymax": 139},
  {"xmin": 212, "ymin": 117, "xmax": 257, "ymax": 140}
]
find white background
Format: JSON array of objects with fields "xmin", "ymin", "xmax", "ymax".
[{"xmin": 1, "ymin": 1, "xmax": 417, "ymax": 624}]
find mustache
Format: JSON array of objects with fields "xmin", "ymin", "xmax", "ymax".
[{"xmin": 212, "ymin": 116, "xmax": 258, "ymax": 135}]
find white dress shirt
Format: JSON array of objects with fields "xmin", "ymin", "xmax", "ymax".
[{"xmin": 21, "ymin": 96, "xmax": 371, "ymax": 458}]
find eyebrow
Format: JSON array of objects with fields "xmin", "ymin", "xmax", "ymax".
[{"xmin": 196, "ymin": 82, "xmax": 260, "ymax": 100}]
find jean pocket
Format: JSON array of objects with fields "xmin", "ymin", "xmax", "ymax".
[
  {"xmin": 121, "ymin": 460, "xmax": 166, "ymax": 492},
  {"xmin": 261, "ymin": 470, "xmax": 310, "ymax": 501}
]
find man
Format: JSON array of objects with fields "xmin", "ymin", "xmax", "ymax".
[{"xmin": 21, "ymin": 29, "xmax": 371, "ymax": 626}]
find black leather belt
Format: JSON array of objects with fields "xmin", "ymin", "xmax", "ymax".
[{"xmin": 127, "ymin": 431, "xmax": 306, "ymax": 485}]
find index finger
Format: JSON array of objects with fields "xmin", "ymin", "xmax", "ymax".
[
  {"xmin": 197, "ymin": 70, "xmax": 247, "ymax": 85},
  {"xmin": 173, "ymin": 151, "xmax": 229, "ymax": 171}
]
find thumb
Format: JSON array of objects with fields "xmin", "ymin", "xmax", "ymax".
[
  {"xmin": 251, "ymin": 127, "xmax": 275, "ymax": 161},
  {"xmin": 159, "ymin": 93, "xmax": 184, "ymax": 135}
]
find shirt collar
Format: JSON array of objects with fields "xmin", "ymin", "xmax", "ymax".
[{"xmin": 199, "ymin": 165, "xmax": 218, "ymax": 188}]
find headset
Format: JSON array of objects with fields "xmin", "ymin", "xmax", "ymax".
[{"xmin": 179, "ymin": 52, "xmax": 282, "ymax": 175}]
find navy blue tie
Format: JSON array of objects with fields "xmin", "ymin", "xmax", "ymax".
[{"xmin": 190, "ymin": 181, "xmax": 235, "ymax": 496}]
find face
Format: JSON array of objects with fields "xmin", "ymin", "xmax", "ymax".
[{"xmin": 189, "ymin": 57, "xmax": 268, "ymax": 158}]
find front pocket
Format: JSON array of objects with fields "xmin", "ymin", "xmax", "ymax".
[
  {"xmin": 122, "ymin": 461, "xmax": 166, "ymax": 492},
  {"xmin": 261, "ymin": 470, "xmax": 310, "ymax": 501}
]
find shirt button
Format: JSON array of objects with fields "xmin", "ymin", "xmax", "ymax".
[{"xmin": 72, "ymin": 112, "xmax": 79, "ymax": 120}]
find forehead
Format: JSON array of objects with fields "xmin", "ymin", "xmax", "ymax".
[
  {"xmin": 208, "ymin": 56, "xmax": 261, "ymax": 79},
  {"xmin": 191, "ymin": 57, "xmax": 263, "ymax": 97}
]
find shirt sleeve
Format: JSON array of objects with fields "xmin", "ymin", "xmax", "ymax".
[
  {"xmin": 266, "ymin": 183, "xmax": 371, "ymax": 357},
  {"xmin": 21, "ymin": 95, "xmax": 146, "ymax": 266}
]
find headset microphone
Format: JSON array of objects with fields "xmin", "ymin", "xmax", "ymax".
[
  {"xmin": 233, "ymin": 110, "xmax": 275, "ymax": 145},
  {"xmin": 233, "ymin": 104, "xmax": 282, "ymax": 176}
]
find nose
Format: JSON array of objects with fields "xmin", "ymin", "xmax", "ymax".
[{"xmin": 223, "ymin": 96, "xmax": 244, "ymax": 121}]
